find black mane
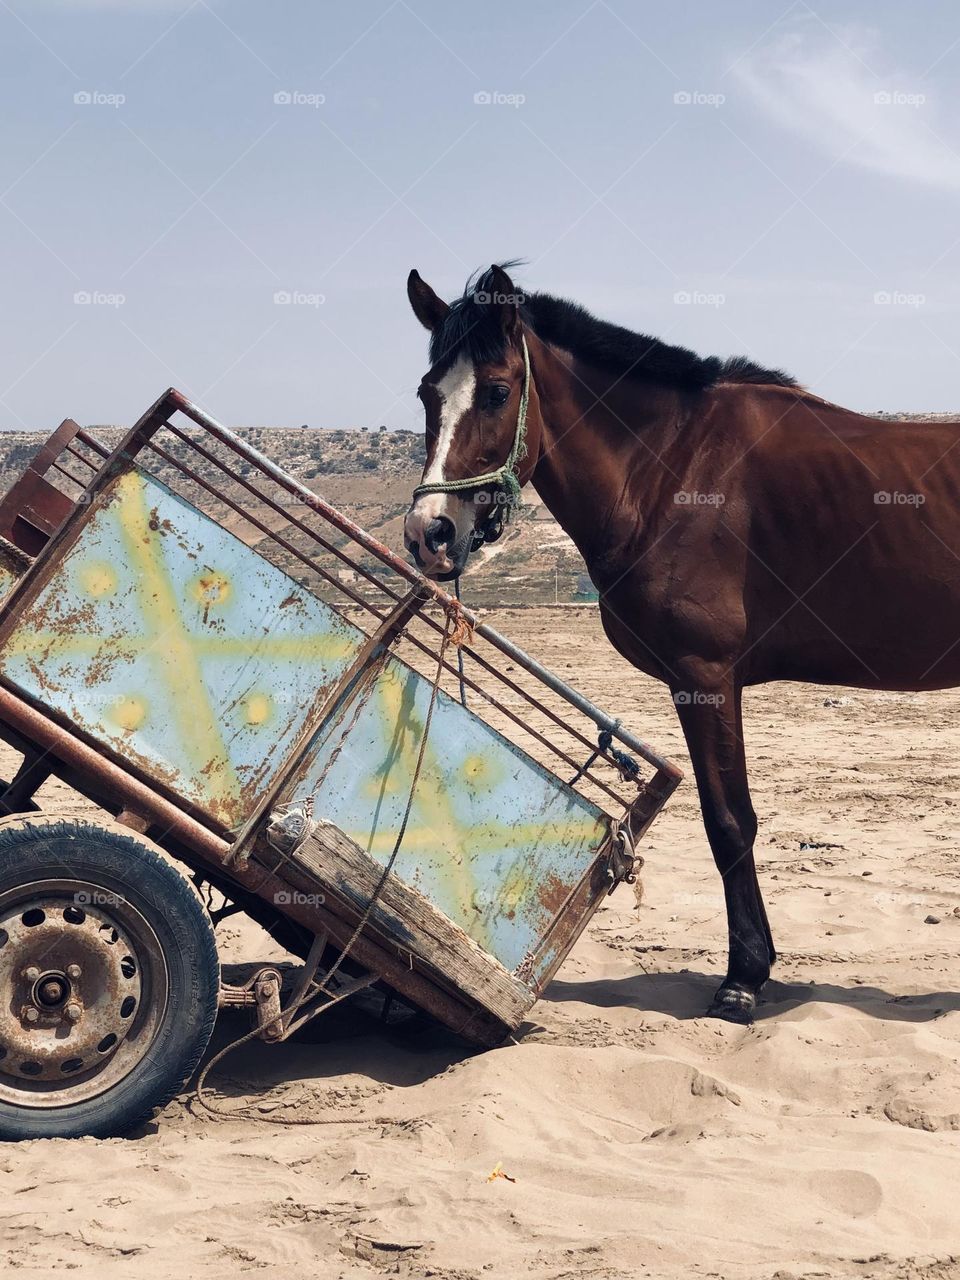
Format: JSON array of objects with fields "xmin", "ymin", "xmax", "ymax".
[{"xmin": 429, "ymin": 265, "xmax": 798, "ymax": 390}]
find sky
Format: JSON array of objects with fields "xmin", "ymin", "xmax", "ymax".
[{"xmin": 1, "ymin": 0, "xmax": 960, "ymax": 433}]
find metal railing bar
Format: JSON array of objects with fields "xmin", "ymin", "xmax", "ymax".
[
  {"xmin": 159, "ymin": 419, "xmax": 410, "ymax": 611},
  {"xmin": 48, "ymin": 459, "xmax": 84, "ymax": 487},
  {"xmin": 143, "ymin": 441, "xmax": 387, "ymax": 623},
  {"xmin": 393, "ymin": 626, "xmax": 627, "ymax": 806},
  {"xmin": 75, "ymin": 430, "xmax": 110, "ymax": 457},
  {"xmin": 63, "ymin": 443, "xmax": 99, "ymax": 472}
]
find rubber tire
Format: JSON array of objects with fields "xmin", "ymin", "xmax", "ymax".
[{"xmin": 0, "ymin": 817, "xmax": 219, "ymax": 1140}]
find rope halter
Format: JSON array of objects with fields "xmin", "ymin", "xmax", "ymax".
[{"xmin": 411, "ymin": 335, "xmax": 531, "ymax": 537}]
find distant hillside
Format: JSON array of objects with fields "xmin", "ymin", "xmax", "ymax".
[
  {"xmin": 0, "ymin": 425, "xmax": 590, "ymax": 607},
  {"xmin": 1, "ymin": 411, "xmax": 951, "ymax": 607}
]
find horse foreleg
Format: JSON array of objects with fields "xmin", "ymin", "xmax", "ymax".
[{"xmin": 671, "ymin": 674, "xmax": 773, "ymax": 1023}]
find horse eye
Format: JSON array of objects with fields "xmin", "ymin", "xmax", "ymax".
[{"xmin": 484, "ymin": 385, "xmax": 510, "ymax": 409}]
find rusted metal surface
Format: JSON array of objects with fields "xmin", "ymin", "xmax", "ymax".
[
  {"xmin": 217, "ymin": 968, "xmax": 284, "ymax": 1040},
  {"xmin": 229, "ymin": 584, "xmax": 430, "ymax": 859},
  {"xmin": 0, "ymin": 418, "xmax": 87, "ymax": 556},
  {"xmin": 0, "ymin": 878, "xmax": 166, "ymax": 1107},
  {"xmin": 0, "ymin": 698, "xmax": 512, "ymax": 1043},
  {"xmin": 0, "ymin": 686, "xmax": 232, "ymax": 863}
]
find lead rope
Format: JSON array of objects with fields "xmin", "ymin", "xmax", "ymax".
[
  {"xmin": 454, "ymin": 577, "xmax": 467, "ymax": 708},
  {"xmin": 194, "ymin": 604, "xmax": 466, "ymax": 1127},
  {"xmin": 567, "ymin": 723, "xmax": 643, "ymax": 789}
]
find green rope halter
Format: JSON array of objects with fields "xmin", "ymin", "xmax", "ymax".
[{"xmin": 411, "ymin": 335, "xmax": 531, "ymax": 523}]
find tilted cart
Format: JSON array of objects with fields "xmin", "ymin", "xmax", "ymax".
[{"xmin": 0, "ymin": 393, "xmax": 681, "ymax": 1139}]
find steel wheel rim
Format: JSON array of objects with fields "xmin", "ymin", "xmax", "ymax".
[{"xmin": 0, "ymin": 878, "xmax": 169, "ymax": 1109}]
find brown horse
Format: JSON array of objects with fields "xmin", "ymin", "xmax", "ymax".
[{"xmin": 402, "ymin": 263, "xmax": 960, "ymax": 1023}]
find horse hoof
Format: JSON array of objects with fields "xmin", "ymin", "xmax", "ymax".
[{"xmin": 706, "ymin": 986, "xmax": 756, "ymax": 1025}]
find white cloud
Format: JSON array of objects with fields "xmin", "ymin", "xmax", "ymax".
[{"xmin": 734, "ymin": 27, "xmax": 960, "ymax": 191}]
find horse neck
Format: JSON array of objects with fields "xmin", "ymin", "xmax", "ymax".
[{"xmin": 525, "ymin": 334, "xmax": 685, "ymax": 563}]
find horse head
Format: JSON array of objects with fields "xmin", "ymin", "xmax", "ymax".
[{"xmin": 404, "ymin": 264, "xmax": 540, "ymax": 580}]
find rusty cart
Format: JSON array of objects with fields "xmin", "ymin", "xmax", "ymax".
[{"xmin": 0, "ymin": 392, "xmax": 681, "ymax": 1139}]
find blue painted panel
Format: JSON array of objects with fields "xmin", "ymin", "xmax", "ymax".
[
  {"xmin": 0, "ymin": 468, "xmax": 364, "ymax": 827},
  {"xmin": 287, "ymin": 656, "xmax": 608, "ymax": 976}
]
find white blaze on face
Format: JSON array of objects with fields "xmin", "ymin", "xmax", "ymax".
[
  {"xmin": 414, "ymin": 355, "xmax": 478, "ymax": 524},
  {"xmin": 407, "ymin": 350, "xmax": 481, "ymax": 570},
  {"xmin": 422, "ymin": 354, "xmax": 477, "ymax": 486}
]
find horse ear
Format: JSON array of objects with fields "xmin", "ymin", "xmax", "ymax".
[
  {"xmin": 486, "ymin": 264, "xmax": 521, "ymax": 343},
  {"xmin": 407, "ymin": 270, "xmax": 449, "ymax": 332}
]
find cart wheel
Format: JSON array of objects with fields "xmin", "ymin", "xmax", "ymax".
[{"xmin": 0, "ymin": 816, "xmax": 219, "ymax": 1140}]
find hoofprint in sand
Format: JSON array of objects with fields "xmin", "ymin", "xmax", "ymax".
[{"xmin": 2, "ymin": 606, "xmax": 958, "ymax": 1280}]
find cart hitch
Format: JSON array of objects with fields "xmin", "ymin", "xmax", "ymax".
[{"xmin": 605, "ymin": 820, "xmax": 642, "ymax": 895}]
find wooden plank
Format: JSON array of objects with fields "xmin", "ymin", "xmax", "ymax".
[{"xmin": 258, "ymin": 820, "xmax": 536, "ymax": 1029}]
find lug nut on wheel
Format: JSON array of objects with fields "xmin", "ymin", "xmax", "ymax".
[
  {"xmin": 21, "ymin": 966, "xmax": 40, "ymax": 982},
  {"xmin": 65, "ymin": 1003, "xmax": 82, "ymax": 1023},
  {"xmin": 66, "ymin": 964, "xmax": 82, "ymax": 979},
  {"xmin": 24, "ymin": 1008, "xmax": 39, "ymax": 1024}
]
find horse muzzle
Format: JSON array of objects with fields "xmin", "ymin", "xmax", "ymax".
[{"xmin": 404, "ymin": 510, "xmax": 470, "ymax": 580}]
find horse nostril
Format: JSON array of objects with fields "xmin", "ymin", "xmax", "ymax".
[{"xmin": 424, "ymin": 516, "xmax": 454, "ymax": 555}]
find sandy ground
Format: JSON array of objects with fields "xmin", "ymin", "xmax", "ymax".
[{"xmin": 3, "ymin": 606, "xmax": 960, "ymax": 1280}]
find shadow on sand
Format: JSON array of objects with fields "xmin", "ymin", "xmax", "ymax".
[
  {"xmin": 544, "ymin": 968, "xmax": 960, "ymax": 1024},
  {"xmin": 195, "ymin": 967, "xmax": 479, "ymax": 1103}
]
